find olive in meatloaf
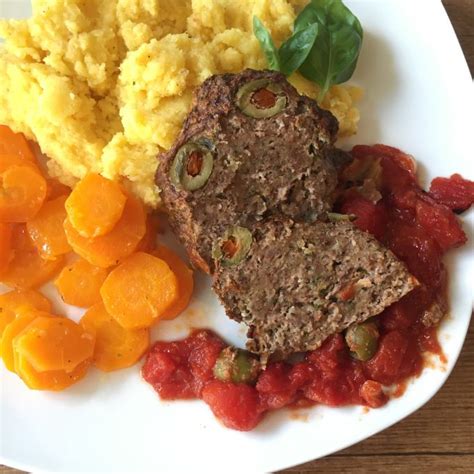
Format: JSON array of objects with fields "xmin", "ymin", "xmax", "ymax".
[
  {"xmin": 212, "ymin": 218, "xmax": 418, "ymax": 357},
  {"xmin": 156, "ymin": 69, "xmax": 340, "ymax": 273}
]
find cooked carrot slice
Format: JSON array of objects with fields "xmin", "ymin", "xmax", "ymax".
[
  {"xmin": 46, "ymin": 178, "xmax": 70, "ymax": 201},
  {"xmin": 0, "ymin": 289, "xmax": 52, "ymax": 337},
  {"xmin": 27, "ymin": 195, "xmax": 71, "ymax": 260},
  {"xmin": 152, "ymin": 246, "xmax": 194, "ymax": 320},
  {"xmin": 100, "ymin": 252, "xmax": 178, "ymax": 329},
  {"xmin": 65, "ymin": 174, "xmax": 127, "ymax": 238},
  {"xmin": 0, "ymin": 153, "xmax": 40, "ymax": 175},
  {"xmin": 80, "ymin": 302, "xmax": 149, "ymax": 372},
  {"xmin": 0, "ymin": 222, "xmax": 13, "ymax": 274},
  {"xmin": 14, "ymin": 316, "xmax": 95, "ymax": 373},
  {"xmin": 55, "ymin": 258, "xmax": 108, "ymax": 307},
  {"xmin": 0, "ymin": 311, "xmax": 15, "ymax": 338},
  {"xmin": 15, "ymin": 354, "xmax": 90, "ymax": 391},
  {"xmin": 64, "ymin": 194, "xmax": 146, "ymax": 268},
  {"xmin": 0, "ymin": 309, "xmax": 53, "ymax": 371},
  {"xmin": 0, "ymin": 289, "xmax": 52, "ymax": 314},
  {"xmin": 1, "ymin": 225, "xmax": 64, "ymax": 289},
  {"xmin": 136, "ymin": 214, "xmax": 160, "ymax": 252},
  {"xmin": 0, "ymin": 126, "xmax": 36, "ymax": 163},
  {"xmin": 0, "ymin": 165, "xmax": 47, "ymax": 222}
]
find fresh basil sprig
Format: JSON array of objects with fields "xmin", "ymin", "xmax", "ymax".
[
  {"xmin": 253, "ymin": 17, "xmax": 318, "ymax": 77},
  {"xmin": 254, "ymin": 0, "xmax": 363, "ymax": 101}
]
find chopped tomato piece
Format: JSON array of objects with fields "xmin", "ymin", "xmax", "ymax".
[
  {"xmin": 415, "ymin": 197, "xmax": 467, "ymax": 252},
  {"xmin": 202, "ymin": 380, "xmax": 262, "ymax": 431},
  {"xmin": 256, "ymin": 362, "xmax": 297, "ymax": 410},
  {"xmin": 142, "ymin": 330, "xmax": 224, "ymax": 399},
  {"xmin": 339, "ymin": 194, "xmax": 387, "ymax": 240},
  {"xmin": 364, "ymin": 330, "xmax": 422, "ymax": 385},
  {"xmin": 360, "ymin": 380, "xmax": 388, "ymax": 408},
  {"xmin": 429, "ymin": 174, "xmax": 474, "ymax": 213}
]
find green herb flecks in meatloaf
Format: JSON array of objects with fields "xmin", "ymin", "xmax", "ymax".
[
  {"xmin": 156, "ymin": 69, "xmax": 341, "ymax": 273},
  {"xmin": 212, "ymin": 218, "xmax": 418, "ymax": 358}
]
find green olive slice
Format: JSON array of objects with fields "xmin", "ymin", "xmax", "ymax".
[
  {"xmin": 170, "ymin": 140, "xmax": 214, "ymax": 191},
  {"xmin": 345, "ymin": 321, "xmax": 379, "ymax": 362},
  {"xmin": 212, "ymin": 226, "xmax": 253, "ymax": 267},
  {"xmin": 213, "ymin": 347, "xmax": 260, "ymax": 384},
  {"xmin": 236, "ymin": 79, "xmax": 287, "ymax": 118}
]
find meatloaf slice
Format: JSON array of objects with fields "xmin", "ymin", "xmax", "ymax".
[
  {"xmin": 156, "ymin": 69, "xmax": 339, "ymax": 273},
  {"xmin": 212, "ymin": 218, "xmax": 418, "ymax": 357}
]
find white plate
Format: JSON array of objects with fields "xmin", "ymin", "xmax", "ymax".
[{"xmin": 1, "ymin": 0, "xmax": 473, "ymax": 472}]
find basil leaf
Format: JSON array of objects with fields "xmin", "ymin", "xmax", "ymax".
[
  {"xmin": 299, "ymin": 23, "xmax": 362, "ymax": 99},
  {"xmin": 310, "ymin": 0, "xmax": 363, "ymax": 37},
  {"xmin": 294, "ymin": 3, "xmax": 323, "ymax": 33},
  {"xmin": 279, "ymin": 23, "xmax": 318, "ymax": 76},
  {"xmin": 253, "ymin": 16, "xmax": 280, "ymax": 71}
]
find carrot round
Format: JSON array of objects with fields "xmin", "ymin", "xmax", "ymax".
[
  {"xmin": 136, "ymin": 214, "xmax": 160, "ymax": 252},
  {"xmin": 55, "ymin": 258, "xmax": 108, "ymax": 308},
  {"xmin": 0, "ymin": 222, "xmax": 13, "ymax": 274},
  {"xmin": 64, "ymin": 194, "xmax": 146, "ymax": 268},
  {"xmin": 0, "ymin": 309, "xmax": 53, "ymax": 371},
  {"xmin": 0, "ymin": 225, "xmax": 64, "ymax": 289},
  {"xmin": 0, "ymin": 288, "xmax": 52, "ymax": 337},
  {"xmin": 153, "ymin": 246, "xmax": 194, "ymax": 320},
  {"xmin": 0, "ymin": 153, "xmax": 39, "ymax": 175},
  {"xmin": 0, "ymin": 126, "xmax": 36, "ymax": 164},
  {"xmin": 27, "ymin": 195, "xmax": 71, "ymax": 260},
  {"xmin": 80, "ymin": 302, "xmax": 149, "ymax": 372},
  {"xmin": 65, "ymin": 174, "xmax": 127, "ymax": 238},
  {"xmin": 100, "ymin": 252, "xmax": 178, "ymax": 329},
  {"xmin": 0, "ymin": 311, "xmax": 15, "ymax": 339},
  {"xmin": 15, "ymin": 355, "xmax": 90, "ymax": 391},
  {"xmin": 0, "ymin": 288, "xmax": 52, "ymax": 315},
  {"xmin": 14, "ymin": 316, "xmax": 95, "ymax": 373},
  {"xmin": 0, "ymin": 165, "xmax": 47, "ymax": 222}
]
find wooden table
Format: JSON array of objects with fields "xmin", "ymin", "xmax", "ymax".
[{"xmin": 1, "ymin": 1, "xmax": 472, "ymax": 473}]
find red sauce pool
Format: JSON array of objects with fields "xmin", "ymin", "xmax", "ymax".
[{"xmin": 143, "ymin": 144, "xmax": 472, "ymax": 431}]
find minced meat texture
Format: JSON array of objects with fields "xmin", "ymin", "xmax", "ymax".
[
  {"xmin": 213, "ymin": 218, "xmax": 418, "ymax": 358},
  {"xmin": 156, "ymin": 69, "xmax": 339, "ymax": 273}
]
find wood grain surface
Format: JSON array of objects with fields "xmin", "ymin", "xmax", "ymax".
[{"xmin": 1, "ymin": 1, "xmax": 473, "ymax": 473}]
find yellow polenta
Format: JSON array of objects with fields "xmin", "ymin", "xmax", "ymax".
[{"xmin": 0, "ymin": 0, "xmax": 361, "ymax": 207}]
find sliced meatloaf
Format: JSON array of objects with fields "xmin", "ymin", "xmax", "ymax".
[
  {"xmin": 212, "ymin": 218, "xmax": 418, "ymax": 357},
  {"xmin": 156, "ymin": 69, "xmax": 340, "ymax": 273}
]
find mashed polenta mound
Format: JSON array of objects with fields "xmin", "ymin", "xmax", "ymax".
[{"xmin": 0, "ymin": 0, "xmax": 362, "ymax": 207}]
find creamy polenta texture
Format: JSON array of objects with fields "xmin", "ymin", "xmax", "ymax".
[{"xmin": 0, "ymin": 0, "xmax": 361, "ymax": 207}]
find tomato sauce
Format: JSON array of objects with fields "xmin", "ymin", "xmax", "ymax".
[{"xmin": 143, "ymin": 144, "xmax": 472, "ymax": 431}]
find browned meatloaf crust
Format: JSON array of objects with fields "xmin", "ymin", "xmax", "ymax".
[
  {"xmin": 212, "ymin": 218, "xmax": 418, "ymax": 357},
  {"xmin": 156, "ymin": 69, "xmax": 340, "ymax": 273}
]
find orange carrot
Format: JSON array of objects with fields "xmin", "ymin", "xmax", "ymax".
[
  {"xmin": 80, "ymin": 302, "xmax": 149, "ymax": 372},
  {"xmin": 65, "ymin": 174, "xmax": 127, "ymax": 238},
  {"xmin": 153, "ymin": 246, "xmax": 194, "ymax": 320},
  {"xmin": 64, "ymin": 194, "xmax": 146, "ymax": 268},
  {"xmin": 100, "ymin": 252, "xmax": 178, "ymax": 329},
  {"xmin": 27, "ymin": 195, "xmax": 71, "ymax": 259},
  {"xmin": 55, "ymin": 258, "xmax": 108, "ymax": 308}
]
